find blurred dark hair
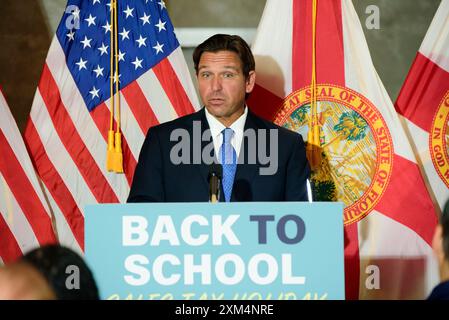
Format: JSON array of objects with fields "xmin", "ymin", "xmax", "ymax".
[
  {"xmin": 442, "ymin": 200, "xmax": 449, "ymax": 260},
  {"xmin": 21, "ymin": 245, "xmax": 99, "ymax": 300},
  {"xmin": 193, "ymin": 34, "xmax": 255, "ymax": 78}
]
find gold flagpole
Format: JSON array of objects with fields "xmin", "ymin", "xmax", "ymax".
[
  {"xmin": 113, "ymin": 0, "xmax": 123, "ymax": 173},
  {"xmin": 106, "ymin": 0, "xmax": 116, "ymax": 172},
  {"xmin": 306, "ymin": 0, "xmax": 322, "ymax": 171},
  {"xmin": 106, "ymin": 0, "xmax": 123, "ymax": 173}
]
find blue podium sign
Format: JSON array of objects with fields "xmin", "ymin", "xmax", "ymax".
[{"xmin": 85, "ymin": 202, "xmax": 345, "ymax": 300}]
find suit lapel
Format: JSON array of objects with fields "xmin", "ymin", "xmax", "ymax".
[{"xmin": 193, "ymin": 108, "xmax": 222, "ymax": 199}]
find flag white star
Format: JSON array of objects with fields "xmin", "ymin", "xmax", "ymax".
[
  {"xmin": 93, "ymin": 65, "xmax": 104, "ymax": 78},
  {"xmin": 135, "ymin": 35, "xmax": 147, "ymax": 48},
  {"xmin": 153, "ymin": 41, "xmax": 164, "ymax": 54},
  {"xmin": 132, "ymin": 57, "xmax": 143, "ymax": 70},
  {"xmin": 98, "ymin": 43, "xmax": 108, "ymax": 56},
  {"xmin": 119, "ymin": 28, "xmax": 130, "ymax": 40},
  {"xmin": 117, "ymin": 50, "xmax": 126, "ymax": 62},
  {"xmin": 111, "ymin": 73, "xmax": 122, "ymax": 83},
  {"xmin": 106, "ymin": 2, "xmax": 112, "ymax": 11},
  {"xmin": 93, "ymin": 0, "xmax": 101, "ymax": 4},
  {"xmin": 123, "ymin": 5, "xmax": 134, "ymax": 18},
  {"xmin": 66, "ymin": 30, "xmax": 75, "ymax": 41},
  {"xmin": 85, "ymin": 14, "xmax": 96, "ymax": 26},
  {"xmin": 89, "ymin": 86, "xmax": 100, "ymax": 99},
  {"xmin": 76, "ymin": 58, "xmax": 87, "ymax": 70},
  {"xmin": 80, "ymin": 36, "xmax": 92, "ymax": 49},
  {"xmin": 158, "ymin": 0, "xmax": 166, "ymax": 10},
  {"xmin": 102, "ymin": 21, "xmax": 111, "ymax": 33},
  {"xmin": 140, "ymin": 12, "xmax": 151, "ymax": 25},
  {"xmin": 155, "ymin": 19, "xmax": 166, "ymax": 32},
  {"xmin": 72, "ymin": 7, "xmax": 80, "ymax": 20}
]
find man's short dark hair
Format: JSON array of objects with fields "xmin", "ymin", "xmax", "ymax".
[
  {"xmin": 193, "ymin": 34, "xmax": 255, "ymax": 78},
  {"xmin": 21, "ymin": 245, "xmax": 99, "ymax": 300},
  {"xmin": 442, "ymin": 200, "xmax": 449, "ymax": 261}
]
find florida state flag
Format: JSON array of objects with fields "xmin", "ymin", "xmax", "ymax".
[
  {"xmin": 248, "ymin": 0, "xmax": 439, "ymax": 299},
  {"xmin": 395, "ymin": 0, "xmax": 449, "ymax": 213}
]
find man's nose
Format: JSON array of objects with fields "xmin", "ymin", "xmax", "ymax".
[{"xmin": 211, "ymin": 76, "xmax": 222, "ymax": 91}]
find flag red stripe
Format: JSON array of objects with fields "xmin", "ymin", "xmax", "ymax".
[
  {"xmin": 247, "ymin": 84, "xmax": 284, "ymax": 121},
  {"xmin": 395, "ymin": 52, "xmax": 449, "ymax": 132},
  {"xmin": 344, "ymin": 223, "xmax": 360, "ymax": 300},
  {"xmin": 24, "ymin": 121, "xmax": 85, "ymax": 250},
  {"xmin": 375, "ymin": 154, "xmax": 438, "ymax": 245},
  {"xmin": 0, "ymin": 212, "xmax": 23, "ymax": 263},
  {"xmin": 153, "ymin": 58, "xmax": 196, "ymax": 117},
  {"xmin": 89, "ymin": 103, "xmax": 136, "ymax": 185},
  {"xmin": 39, "ymin": 64, "xmax": 119, "ymax": 203},
  {"xmin": 0, "ymin": 131, "xmax": 57, "ymax": 245},
  {"xmin": 293, "ymin": 0, "xmax": 345, "ymax": 90},
  {"xmin": 121, "ymin": 81, "xmax": 159, "ymax": 134}
]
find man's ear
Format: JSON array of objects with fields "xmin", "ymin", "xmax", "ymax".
[
  {"xmin": 246, "ymin": 70, "xmax": 256, "ymax": 94},
  {"xmin": 432, "ymin": 225, "xmax": 445, "ymax": 263}
]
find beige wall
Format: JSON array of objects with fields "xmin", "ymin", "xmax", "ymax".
[{"xmin": 0, "ymin": 0, "xmax": 52, "ymax": 131}]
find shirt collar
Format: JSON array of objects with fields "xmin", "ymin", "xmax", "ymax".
[{"xmin": 204, "ymin": 106, "xmax": 248, "ymax": 139}]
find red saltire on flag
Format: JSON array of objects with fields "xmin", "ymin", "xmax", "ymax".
[
  {"xmin": 0, "ymin": 88, "xmax": 57, "ymax": 264},
  {"xmin": 23, "ymin": 0, "xmax": 199, "ymax": 254},
  {"xmin": 248, "ymin": 0, "xmax": 438, "ymax": 299},
  {"xmin": 395, "ymin": 0, "xmax": 449, "ymax": 213}
]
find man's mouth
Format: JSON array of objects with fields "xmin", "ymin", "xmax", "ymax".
[{"xmin": 209, "ymin": 98, "xmax": 225, "ymax": 104}]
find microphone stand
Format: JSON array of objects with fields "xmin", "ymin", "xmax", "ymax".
[{"xmin": 208, "ymin": 164, "xmax": 222, "ymax": 203}]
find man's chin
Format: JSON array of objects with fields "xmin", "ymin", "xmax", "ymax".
[{"xmin": 205, "ymin": 105, "xmax": 228, "ymax": 118}]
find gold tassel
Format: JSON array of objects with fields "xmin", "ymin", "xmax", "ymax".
[
  {"xmin": 113, "ymin": 132, "xmax": 124, "ymax": 173},
  {"xmin": 106, "ymin": 129, "xmax": 115, "ymax": 171}
]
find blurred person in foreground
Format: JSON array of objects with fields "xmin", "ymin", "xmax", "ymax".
[
  {"xmin": 428, "ymin": 200, "xmax": 449, "ymax": 300},
  {"xmin": 0, "ymin": 244, "xmax": 99, "ymax": 300}
]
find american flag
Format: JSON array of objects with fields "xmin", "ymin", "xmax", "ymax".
[
  {"xmin": 23, "ymin": 0, "xmax": 199, "ymax": 254},
  {"xmin": 0, "ymin": 89, "xmax": 57, "ymax": 264}
]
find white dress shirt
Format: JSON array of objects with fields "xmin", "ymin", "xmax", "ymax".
[{"xmin": 204, "ymin": 106, "xmax": 248, "ymax": 161}]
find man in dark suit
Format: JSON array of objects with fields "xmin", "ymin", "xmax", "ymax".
[
  {"xmin": 428, "ymin": 200, "xmax": 449, "ymax": 300},
  {"xmin": 128, "ymin": 34, "xmax": 310, "ymax": 203}
]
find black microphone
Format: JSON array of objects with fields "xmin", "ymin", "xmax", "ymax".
[{"xmin": 208, "ymin": 163, "xmax": 222, "ymax": 203}]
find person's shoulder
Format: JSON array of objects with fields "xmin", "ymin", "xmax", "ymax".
[
  {"xmin": 428, "ymin": 280, "xmax": 449, "ymax": 300},
  {"xmin": 248, "ymin": 109, "xmax": 304, "ymax": 142}
]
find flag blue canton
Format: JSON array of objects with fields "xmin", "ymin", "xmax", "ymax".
[{"xmin": 55, "ymin": 0, "xmax": 179, "ymax": 111}]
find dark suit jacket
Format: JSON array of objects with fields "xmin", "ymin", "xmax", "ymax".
[
  {"xmin": 127, "ymin": 108, "xmax": 310, "ymax": 202},
  {"xmin": 427, "ymin": 280, "xmax": 449, "ymax": 300}
]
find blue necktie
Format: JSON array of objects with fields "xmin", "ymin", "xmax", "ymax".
[{"xmin": 220, "ymin": 128, "xmax": 237, "ymax": 202}]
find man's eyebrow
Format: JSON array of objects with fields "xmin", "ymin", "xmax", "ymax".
[{"xmin": 198, "ymin": 65, "xmax": 240, "ymax": 71}]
